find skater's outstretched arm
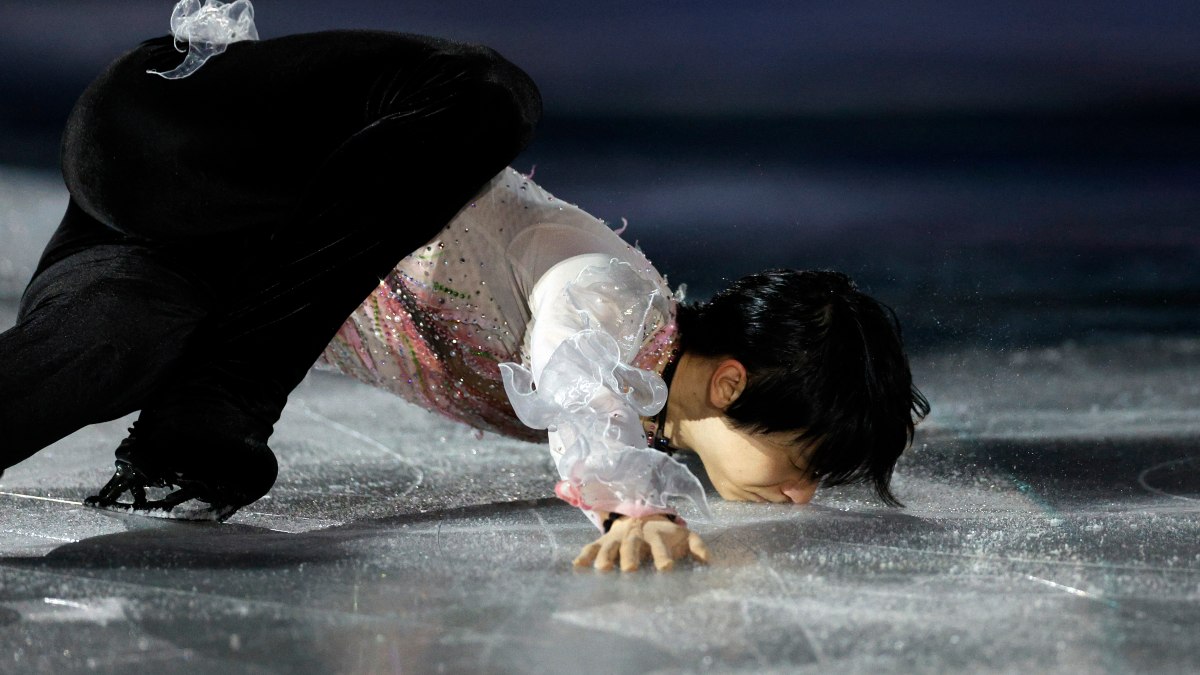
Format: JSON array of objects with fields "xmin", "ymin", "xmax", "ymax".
[{"xmin": 500, "ymin": 257, "xmax": 711, "ymax": 571}]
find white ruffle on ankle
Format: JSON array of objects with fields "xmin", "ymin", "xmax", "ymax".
[{"xmin": 147, "ymin": 0, "xmax": 260, "ymax": 80}]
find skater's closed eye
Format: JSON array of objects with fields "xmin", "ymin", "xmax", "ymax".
[{"xmin": 676, "ymin": 415, "xmax": 819, "ymax": 505}]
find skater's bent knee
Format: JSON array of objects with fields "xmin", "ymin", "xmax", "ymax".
[
  {"xmin": 449, "ymin": 43, "xmax": 541, "ymax": 123},
  {"xmin": 404, "ymin": 42, "xmax": 542, "ymax": 149}
]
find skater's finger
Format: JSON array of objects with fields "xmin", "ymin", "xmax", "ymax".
[
  {"xmin": 619, "ymin": 532, "xmax": 645, "ymax": 572},
  {"xmin": 594, "ymin": 538, "xmax": 620, "ymax": 572},
  {"xmin": 687, "ymin": 531, "xmax": 709, "ymax": 564},
  {"xmin": 646, "ymin": 529, "xmax": 674, "ymax": 571},
  {"xmin": 573, "ymin": 541, "xmax": 601, "ymax": 568}
]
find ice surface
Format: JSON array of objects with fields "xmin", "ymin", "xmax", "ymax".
[
  {"xmin": 2, "ymin": 169, "xmax": 1199, "ymax": 673},
  {"xmin": 2, "ymin": 321, "xmax": 1198, "ymax": 673}
]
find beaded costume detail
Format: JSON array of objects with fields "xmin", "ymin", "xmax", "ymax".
[
  {"xmin": 321, "ymin": 262, "xmax": 540, "ymax": 441},
  {"xmin": 320, "ymin": 168, "xmax": 681, "ymax": 445}
]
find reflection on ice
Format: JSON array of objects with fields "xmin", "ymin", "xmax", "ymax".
[
  {"xmin": 0, "ymin": 342, "xmax": 1197, "ymax": 672},
  {"xmin": 1, "ymin": 167, "xmax": 1199, "ymax": 671}
]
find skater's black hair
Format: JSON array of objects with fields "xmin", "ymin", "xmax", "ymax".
[{"xmin": 675, "ymin": 269, "xmax": 930, "ymax": 506}]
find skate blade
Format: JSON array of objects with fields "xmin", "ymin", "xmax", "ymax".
[{"xmin": 84, "ymin": 498, "xmax": 239, "ymax": 523}]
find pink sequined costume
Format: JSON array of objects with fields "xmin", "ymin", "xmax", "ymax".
[{"xmin": 319, "ymin": 168, "xmax": 709, "ymax": 528}]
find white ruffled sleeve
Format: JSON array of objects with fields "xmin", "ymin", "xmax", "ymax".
[{"xmin": 499, "ymin": 256, "xmax": 710, "ymax": 530}]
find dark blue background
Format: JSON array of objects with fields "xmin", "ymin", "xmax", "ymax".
[
  {"xmin": 2, "ymin": 0, "xmax": 1198, "ymax": 350},
  {"xmin": 4, "ymin": 1, "xmax": 1199, "ymax": 126}
]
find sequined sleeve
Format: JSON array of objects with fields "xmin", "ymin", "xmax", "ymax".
[{"xmin": 499, "ymin": 257, "xmax": 710, "ymax": 529}]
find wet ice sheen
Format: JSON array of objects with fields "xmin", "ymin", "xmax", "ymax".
[
  {"xmin": 0, "ymin": 343, "xmax": 1196, "ymax": 673},
  {"xmin": 2, "ymin": 171, "xmax": 1199, "ymax": 673}
]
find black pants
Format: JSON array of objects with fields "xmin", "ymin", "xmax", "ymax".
[{"xmin": 0, "ymin": 30, "xmax": 541, "ymax": 502}]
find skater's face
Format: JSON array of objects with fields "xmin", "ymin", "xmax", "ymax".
[
  {"xmin": 663, "ymin": 353, "xmax": 819, "ymax": 504},
  {"xmin": 682, "ymin": 419, "xmax": 819, "ymax": 504}
]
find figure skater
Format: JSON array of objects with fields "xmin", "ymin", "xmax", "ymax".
[{"xmin": 0, "ymin": 2, "xmax": 928, "ymax": 571}]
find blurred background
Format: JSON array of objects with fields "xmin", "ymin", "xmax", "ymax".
[{"xmin": 2, "ymin": 0, "xmax": 1198, "ymax": 351}]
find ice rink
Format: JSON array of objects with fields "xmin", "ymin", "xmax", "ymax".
[{"xmin": 2, "ymin": 165, "xmax": 1199, "ymax": 673}]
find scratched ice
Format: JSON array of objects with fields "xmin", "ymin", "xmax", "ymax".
[{"xmin": 2, "ymin": 167, "xmax": 1199, "ymax": 673}]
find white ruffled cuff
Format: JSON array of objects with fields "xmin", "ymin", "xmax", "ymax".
[{"xmin": 500, "ymin": 259, "xmax": 709, "ymax": 524}]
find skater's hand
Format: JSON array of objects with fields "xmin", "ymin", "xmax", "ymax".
[{"xmin": 573, "ymin": 513, "xmax": 709, "ymax": 572}]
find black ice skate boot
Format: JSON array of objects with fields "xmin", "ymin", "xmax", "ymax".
[{"xmin": 84, "ymin": 416, "xmax": 279, "ymax": 522}]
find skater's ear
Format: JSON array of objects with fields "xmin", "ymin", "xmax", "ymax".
[{"xmin": 707, "ymin": 358, "xmax": 747, "ymax": 410}]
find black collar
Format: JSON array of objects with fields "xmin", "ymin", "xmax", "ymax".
[{"xmin": 651, "ymin": 355, "xmax": 682, "ymax": 456}]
